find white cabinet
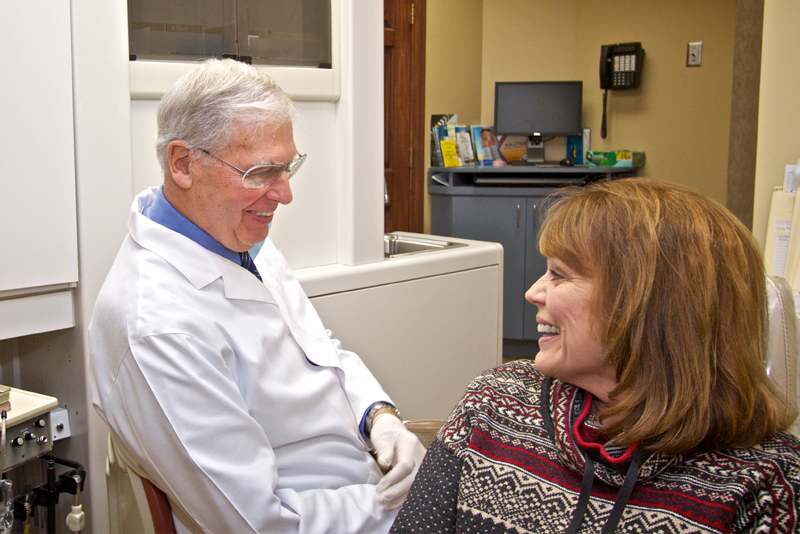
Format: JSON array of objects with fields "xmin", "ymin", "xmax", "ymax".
[
  {"xmin": 297, "ymin": 234, "xmax": 503, "ymax": 420},
  {"xmin": 0, "ymin": 2, "xmax": 78, "ymax": 339},
  {"xmin": 310, "ymin": 267, "xmax": 501, "ymax": 420}
]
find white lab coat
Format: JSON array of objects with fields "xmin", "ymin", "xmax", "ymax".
[{"xmin": 90, "ymin": 187, "xmax": 397, "ymax": 533}]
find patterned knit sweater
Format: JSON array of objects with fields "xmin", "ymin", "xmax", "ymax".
[{"xmin": 391, "ymin": 361, "xmax": 800, "ymax": 533}]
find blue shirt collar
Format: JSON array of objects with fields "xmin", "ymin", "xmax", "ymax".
[{"xmin": 143, "ymin": 187, "xmax": 240, "ymax": 264}]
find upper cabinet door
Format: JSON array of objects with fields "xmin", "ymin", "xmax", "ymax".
[
  {"xmin": 0, "ymin": 1, "xmax": 78, "ymax": 294},
  {"xmin": 128, "ymin": 0, "xmax": 331, "ymax": 68},
  {"xmin": 128, "ymin": 0, "xmax": 340, "ymax": 101}
]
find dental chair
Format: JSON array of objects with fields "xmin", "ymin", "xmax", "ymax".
[
  {"xmin": 404, "ymin": 419, "xmax": 445, "ymax": 449},
  {"xmin": 766, "ymin": 276, "xmax": 800, "ymax": 435},
  {"xmin": 106, "ymin": 420, "xmax": 446, "ymax": 534},
  {"xmin": 106, "ymin": 433, "xmax": 175, "ymax": 534}
]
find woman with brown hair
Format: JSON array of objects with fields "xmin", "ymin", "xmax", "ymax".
[{"xmin": 391, "ymin": 178, "xmax": 800, "ymax": 533}]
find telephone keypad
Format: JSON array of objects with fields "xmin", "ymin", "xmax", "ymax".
[{"xmin": 613, "ymin": 54, "xmax": 637, "ymax": 88}]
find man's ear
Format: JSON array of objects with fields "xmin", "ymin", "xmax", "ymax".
[{"xmin": 168, "ymin": 141, "xmax": 193, "ymax": 189}]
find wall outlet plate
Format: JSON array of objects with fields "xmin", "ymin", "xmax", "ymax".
[{"xmin": 687, "ymin": 42, "xmax": 703, "ymax": 67}]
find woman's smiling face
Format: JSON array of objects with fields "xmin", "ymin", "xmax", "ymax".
[{"xmin": 526, "ymin": 257, "xmax": 616, "ymax": 403}]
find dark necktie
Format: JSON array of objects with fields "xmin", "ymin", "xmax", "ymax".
[{"xmin": 239, "ymin": 251, "xmax": 262, "ymax": 281}]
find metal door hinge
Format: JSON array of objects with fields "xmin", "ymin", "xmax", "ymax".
[
  {"xmin": 411, "ymin": 3, "xmax": 414, "ymax": 25},
  {"xmin": 409, "ymin": 147, "xmax": 413, "ymax": 168}
]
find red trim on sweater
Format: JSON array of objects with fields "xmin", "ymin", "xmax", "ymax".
[{"xmin": 573, "ymin": 392, "xmax": 639, "ymax": 465}]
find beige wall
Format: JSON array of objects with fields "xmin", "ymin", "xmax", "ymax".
[
  {"xmin": 753, "ymin": 0, "xmax": 800, "ymax": 249},
  {"xmin": 424, "ymin": 0, "xmax": 483, "ymax": 232},
  {"xmin": 480, "ymin": 1, "xmax": 578, "ymax": 124},
  {"xmin": 573, "ymin": 0, "xmax": 736, "ymax": 203},
  {"xmin": 425, "ymin": 0, "xmax": 484, "ymax": 126},
  {"xmin": 482, "ymin": 0, "xmax": 736, "ymax": 202},
  {"xmin": 424, "ymin": 0, "xmax": 737, "ymax": 232}
]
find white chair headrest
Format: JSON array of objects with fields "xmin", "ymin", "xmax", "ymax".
[{"xmin": 766, "ymin": 276, "xmax": 800, "ymax": 435}]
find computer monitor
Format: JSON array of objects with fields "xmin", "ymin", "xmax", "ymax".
[{"xmin": 494, "ymin": 81, "xmax": 583, "ymax": 163}]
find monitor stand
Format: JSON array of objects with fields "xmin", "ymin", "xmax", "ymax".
[
  {"xmin": 526, "ymin": 135, "xmax": 545, "ymax": 164},
  {"xmin": 510, "ymin": 135, "xmax": 545, "ymax": 165}
]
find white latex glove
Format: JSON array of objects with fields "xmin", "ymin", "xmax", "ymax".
[{"xmin": 371, "ymin": 413, "xmax": 427, "ymax": 510}]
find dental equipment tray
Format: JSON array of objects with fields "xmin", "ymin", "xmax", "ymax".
[{"xmin": 1, "ymin": 388, "xmax": 58, "ymax": 473}]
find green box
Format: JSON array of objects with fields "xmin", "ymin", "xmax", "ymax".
[{"xmin": 586, "ymin": 151, "xmax": 645, "ymax": 167}]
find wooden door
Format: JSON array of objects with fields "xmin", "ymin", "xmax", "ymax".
[{"xmin": 384, "ymin": 0, "xmax": 426, "ymax": 233}]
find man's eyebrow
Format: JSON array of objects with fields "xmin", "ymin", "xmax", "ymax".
[
  {"xmin": 252, "ymin": 153, "xmax": 298, "ymax": 167},
  {"xmin": 251, "ymin": 158, "xmax": 285, "ymax": 167}
]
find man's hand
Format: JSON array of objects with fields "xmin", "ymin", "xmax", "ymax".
[{"xmin": 371, "ymin": 413, "xmax": 426, "ymax": 510}]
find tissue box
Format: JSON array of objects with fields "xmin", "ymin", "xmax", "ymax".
[{"xmin": 586, "ymin": 151, "xmax": 645, "ymax": 167}]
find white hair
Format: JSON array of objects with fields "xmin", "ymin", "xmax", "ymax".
[{"xmin": 155, "ymin": 58, "xmax": 298, "ymax": 173}]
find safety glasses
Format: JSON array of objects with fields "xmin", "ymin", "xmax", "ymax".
[{"xmin": 199, "ymin": 149, "xmax": 307, "ymax": 190}]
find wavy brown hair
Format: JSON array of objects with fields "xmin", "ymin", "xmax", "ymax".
[{"xmin": 538, "ymin": 178, "xmax": 794, "ymax": 455}]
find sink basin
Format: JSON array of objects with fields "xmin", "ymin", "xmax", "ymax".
[{"xmin": 384, "ymin": 234, "xmax": 466, "ymax": 258}]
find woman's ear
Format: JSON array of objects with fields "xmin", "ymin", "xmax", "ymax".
[{"xmin": 168, "ymin": 141, "xmax": 193, "ymax": 189}]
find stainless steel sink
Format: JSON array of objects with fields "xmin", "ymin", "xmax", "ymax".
[{"xmin": 384, "ymin": 234, "xmax": 466, "ymax": 258}]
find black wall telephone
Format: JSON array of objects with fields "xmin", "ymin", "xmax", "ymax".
[
  {"xmin": 600, "ymin": 42, "xmax": 644, "ymax": 90},
  {"xmin": 599, "ymin": 42, "xmax": 644, "ymax": 138}
]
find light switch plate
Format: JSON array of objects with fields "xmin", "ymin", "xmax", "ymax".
[{"xmin": 687, "ymin": 42, "xmax": 703, "ymax": 67}]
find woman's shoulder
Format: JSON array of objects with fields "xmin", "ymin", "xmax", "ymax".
[
  {"xmin": 464, "ymin": 359, "xmax": 545, "ymax": 396},
  {"xmin": 717, "ymin": 429, "xmax": 800, "ymax": 466},
  {"xmin": 749, "ymin": 429, "xmax": 800, "ymax": 466},
  {"xmin": 686, "ymin": 430, "xmax": 800, "ymax": 492},
  {"xmin": 438, "ymin": 360, "xmax": 548, "ymax": 451},
  {"xmin": 685, "ymin": 431, "xmax": 800, "ymax": 529}
]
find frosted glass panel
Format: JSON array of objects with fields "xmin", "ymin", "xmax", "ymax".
[{"xmin": 128, "ymin": 0, "xmax": 331, "ymax": 68}]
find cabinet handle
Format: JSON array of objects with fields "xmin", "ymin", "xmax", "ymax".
[
  {"xmin": 516, "ymin": 204, "xmax": 521, "ymax": 227},
  {"xmin": 532, "ymin": 203, "xmax": 537, "ymax": 227}
]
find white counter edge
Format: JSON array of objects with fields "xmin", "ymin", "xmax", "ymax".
[{"xmin": 295, "ymin": 233, "xmax": 504, "ymax": 297}]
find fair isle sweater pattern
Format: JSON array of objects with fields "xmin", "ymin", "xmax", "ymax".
[{"xmin": 391, "ymin": 361, "xmax": 800, "ymax": 533}]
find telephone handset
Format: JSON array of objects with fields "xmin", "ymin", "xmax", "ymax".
[{"xmin": 599, "ymin": 42, "xmax": 644, "ymax": 138}]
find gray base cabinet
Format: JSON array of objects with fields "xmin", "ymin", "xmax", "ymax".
[{"xmin": 433, "ymin": 190, "xmax": 553, "ymax": 342}]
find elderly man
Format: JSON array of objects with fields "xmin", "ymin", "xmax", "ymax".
[{"xmin": 90, "ymin": 58, "xmax": 424, "ymax": 533}]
